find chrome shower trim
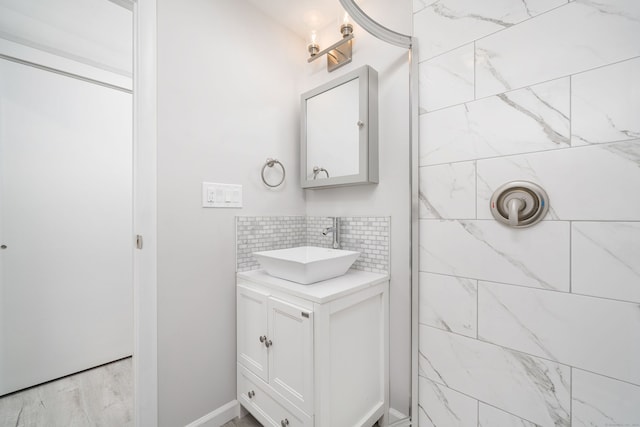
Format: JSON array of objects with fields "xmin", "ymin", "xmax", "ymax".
[
  {"xmin": 338, "ymin": 1, "xmax": 419, "ymax": 424},
  {"xmin": 338, "ymin": 0, "xmax": 413, "ymax": 49}
]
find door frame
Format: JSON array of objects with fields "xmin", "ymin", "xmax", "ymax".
[
  {"xmin": 0, "ymin": 0, "xmax": 158, "ymax": 423},
  {"xmin": 133, "ymin": 0, "xmax": 158, "ymax": 425}
]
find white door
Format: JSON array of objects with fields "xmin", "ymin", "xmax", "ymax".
[
  {"xmin": 268, "ymin": 297, "xmax": 314, "ymax": 414},
  {"xmin": 0, "ymin": 58, "xmax": 133, "ymax": 396},
  {"xmin": 237, "ymin": 285, "xmax": 269, "ymax": 382}
]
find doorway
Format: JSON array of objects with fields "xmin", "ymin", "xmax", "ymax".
[
  {"xmin": 0, "ymin": 57, "xmax": 134, "ymax": 397},
  {"xmin": 0, "ymin": 0, "xmax": 135, "ymax": 420}
]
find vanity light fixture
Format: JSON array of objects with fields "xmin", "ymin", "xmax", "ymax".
[{"xmin": 307, "ymin": 14, "xmax": 354, "ymax": 72}]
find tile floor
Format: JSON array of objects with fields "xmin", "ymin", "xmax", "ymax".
[
  {"xmin": 0, "ymin": 357, "xmax": 132, "ymax": 427},
  {"xmin": 222, "ymin": 413, "xmax": 262, "ymax": 427}
]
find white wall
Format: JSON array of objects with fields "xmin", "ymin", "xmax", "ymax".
[
  {"xmin": 156, "ymin": 0, "xmax": 306, "ymax": 425},
  {"xmin": 301, "ymin": 0, "xmax": 413, "ymax": 415},
  {"xmin": 157, "ymin": 0, "xmax": 415, "ymax": 423},
  {"xmin": 415, "ymin": 0, "xmax": 640, "ymax": 425}
]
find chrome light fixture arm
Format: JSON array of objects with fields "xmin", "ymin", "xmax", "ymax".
[{"xmin": 307, "ymin": 33, "xmax": 354, "ymax": 63}]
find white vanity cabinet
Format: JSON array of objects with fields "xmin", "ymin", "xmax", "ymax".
[
  {"xmin": 237, "ymin": 287, "xmax": 314, "ymax": 416},
  {"xmin": 237, "ymin": 269, "xmax": 389, "ymax": 427}
]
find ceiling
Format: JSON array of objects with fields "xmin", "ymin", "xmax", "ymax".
[{"xmin": 245, "ymin": 0, "xmax": 345, "ymax": 40}]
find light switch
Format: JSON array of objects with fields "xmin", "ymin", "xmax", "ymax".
[{"xmin": 202, "ymin": 182, "xmax": 243, "ymax": 208}]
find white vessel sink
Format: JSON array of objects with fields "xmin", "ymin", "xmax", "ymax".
[{"xmin": 252, "ymin": 246, "xmax": 360, "ymax": 285}]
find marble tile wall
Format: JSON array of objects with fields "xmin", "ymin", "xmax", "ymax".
[
  {"xmin": 414, "ymin": 0, "xmax": 640, "ymax": 425},
  {"xmin": 235, "ymin": 216, "xmax": 389, "ymax": 274}
]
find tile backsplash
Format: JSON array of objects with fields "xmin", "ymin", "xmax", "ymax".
[
  {"xmin": 235, "ymin": 216, "xmax": 306, "ymax": 272},
  {"xmin": 306, "ymin": 217, "xmax": 390, "ymax": 274},
  {"xmin": 236, "ymin": 216, "xmax": 389, "ymax": 275}
]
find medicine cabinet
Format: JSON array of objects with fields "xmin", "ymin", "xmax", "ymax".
[{"xmin": 300, "ymin": 65, "xmax": 378, "ymax": 189}]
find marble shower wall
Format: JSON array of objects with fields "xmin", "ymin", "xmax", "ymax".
[{"xmin": 414, "ymin": 1, "xmax": 640, "ymax": 426}]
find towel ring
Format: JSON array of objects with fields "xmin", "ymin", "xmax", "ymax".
[{"xmin": 261, "ymin": 158, "xmax": 285, "ymax": 188}]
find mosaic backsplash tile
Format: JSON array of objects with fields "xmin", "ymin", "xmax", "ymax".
[
  {"xmin": 306, "ymin": 216, "xmax": 390, "ymax": 274},
  {"xmin": 236, "ymin": 216, "xmax": 306, "ymax": 272},
  {"xmin": 236, "ymin": 216, "xmax": 390, "ymax": 275}
]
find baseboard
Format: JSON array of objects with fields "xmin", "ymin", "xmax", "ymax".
[
  {"xmin": 388, "ymin": 407, "xmax": 409, "ymax": 425},
  {"xmin": 184, "ymin": 400, "xmax": 240, "ymax": 427}
]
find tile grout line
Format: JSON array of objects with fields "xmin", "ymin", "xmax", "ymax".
[
  {"xmin": 418, "ymin": 217, "xmax": 640, "ymax": 224},
  {"xmin": 569, "ymin": 71, "xmax": 573, "ymax": 146},
  {"xmin": 419, "ymin": 136, "xmax": 640, "ymax": 168},
  {"xmin": 473, "ymin": 40, "xmax": 477, "ymax": 101},
  {"xmin": 476, "ymin": 279, "xmax": 479, "ymax": 340},
  {"xmin": 570, "ymin": 366, "xmax": 573, "ymax": 425},
  {"xmin": 474, "ymin": 160, "xmax": 478, "ymax": 220},
  {"xmin": 419, "ymin": 372, "xmax": 547, "ymax": 426},
  {"xmin": 569, "ymin": 221, "xmax": 573, "ymax": 293},
  {"xmin": 568, "ymin": 71, "xmax": 573, "ymax": 298},
  {"xmin": 415, "ymin": 0, "xmax": 573, "ymax": 65},
  {"xmin": 418, "ymin": 54, "xmax": 640, "ymax": 116},
  {"xmin": 418, "ymin": 268, "xmax": 640, "ymax": 305},
  {"xmin": 420, "ymin": 323, "xmax": 640, "ymax": 388}
]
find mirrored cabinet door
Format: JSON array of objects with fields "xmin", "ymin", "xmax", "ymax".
[{"xmin": 301, "ymin": 65, "xmax": 378, "ymax": 189}]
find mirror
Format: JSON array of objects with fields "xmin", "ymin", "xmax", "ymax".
[{"xmin": 301, "ymin": 65, "xmax": 378, "ymax": 189}]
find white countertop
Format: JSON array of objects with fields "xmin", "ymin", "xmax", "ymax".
[{"xmin": 237, "ymin": 269, "xmax": 389, "ymax": 304}]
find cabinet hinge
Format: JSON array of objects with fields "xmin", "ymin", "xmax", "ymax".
[
  {"xmin": 136, "ymin": 234, "xmax": 143, "ymax": 250},
  {"xmin": 301, "ymin": 312, "xmax": 310, "ymax": 318}
]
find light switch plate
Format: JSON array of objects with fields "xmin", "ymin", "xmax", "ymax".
[{"xmin": 202, "ymin": 182, "xmax": 242, "ymax": 208}]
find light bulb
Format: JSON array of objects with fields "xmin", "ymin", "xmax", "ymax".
[
  {"xmin": 307, "ymin": 30, "xmax": 319, "ymax": 57},
  {"xmin": 340, "ymin": 12, "xmax": 353, "ymax": 37}
]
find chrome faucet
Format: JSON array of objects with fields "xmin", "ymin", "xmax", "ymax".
[{"xmin": 322, "ymin": 217, "xmax": 341, "ymax": 249}]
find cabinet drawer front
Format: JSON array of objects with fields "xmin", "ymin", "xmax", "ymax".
[
  {"xmin": 238, "ymin": 365, "xmax": 312, "ymax": 427},
  {"xmin": 268, "ymin": 297, "xmax": 314, "ymax": 415},
  {"xmin": 237, "ymin": 286, "xmax": 269, "ymax": 382}
]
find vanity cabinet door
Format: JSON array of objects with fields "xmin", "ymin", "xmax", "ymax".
[
  {"xmin": 267, "ymin": 297, "xmax": 314, "ymax": 415},
  {"xmin": 237, "ymin": 286, "xmax": 269, "ymax": 382}
]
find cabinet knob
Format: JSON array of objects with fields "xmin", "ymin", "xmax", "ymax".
[
  {"xmin": 281, "ymin": 419, "xmax": 289, "ymax": 426},
  {"xmin": 265, "ymin": 339, "xmax": 273, "ymax": 348},
  {"xmin": 247, "ymin": 390, "xmax": 255, "ymax": 399},
  {"xmin": 259, "ymin": 335, "xmax": 267, "ymax": 343}
]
